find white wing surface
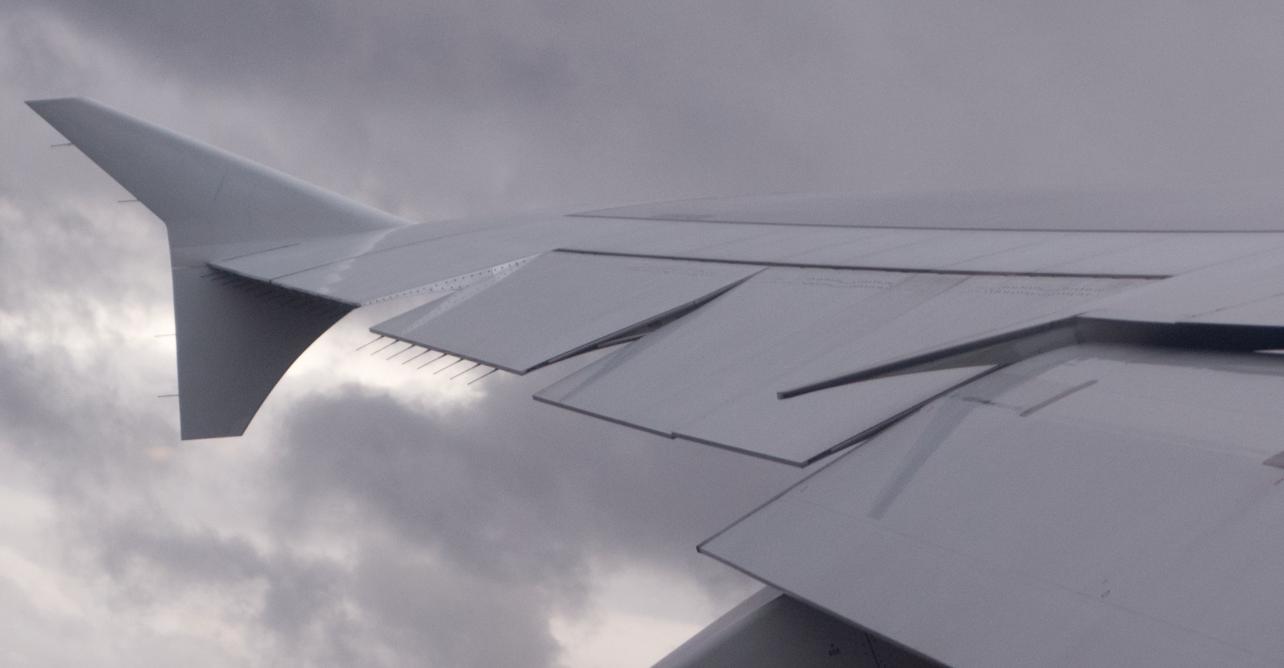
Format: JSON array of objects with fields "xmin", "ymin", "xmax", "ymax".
[
  {"xmin": 31, "ymin": 97, "xmax": 1284, "ymax": 666},
  {"xmin": 701, "ymin": 344, "xmax": 1284, "ymax": 667},
  {"xmin": 371, "ymin": 251, "xmax": 758, "ymax": 374}
]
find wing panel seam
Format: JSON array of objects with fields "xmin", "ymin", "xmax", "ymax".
[{"xmin": 552, "ymin": 248, "xmax": 1170, "ymax": 280}]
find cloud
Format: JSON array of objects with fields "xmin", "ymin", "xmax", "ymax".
[
  {"xmin": 9, "ymin": 1, "xmax": 1284, "ymax": 666},
  {"xmin": 274, "ymin": 375, "xmax": 794, "ymax": 579},
  {"xmin": 19, "ymin": 0, "xmax": 1284, "ymax": 218},
  {"xmin": 0, "ymin": 173, "xmax": 792, "ymax": 666},
  {"xmin": 260, "ymin": 367, "xmax": 796, "ymax": 665}
]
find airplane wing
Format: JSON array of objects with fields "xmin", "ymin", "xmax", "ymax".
[{"xmin": 29, "ymin": 97, "xmax": 1284, "ymax": 667}]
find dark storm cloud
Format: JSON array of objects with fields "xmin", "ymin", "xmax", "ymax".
[
  {"xmin": 94, "ymin": 501, "xmax": 590, "ymax": 667},
  {"xmin": 350, "ymin": 548, "xmax": 564, "ymax": 667},
  {"xmin": 94, "ymin": 516, "xmax": 375, "ymax": 663},
  {"xmin": 277, "ymin": 377, "xmax": 793, "ymax": 582},
  {"xmin": 265, "ymin": 370, "xmax": 797, "ymax": 664},
  {"xmin": 74, "ymin": 369, "xmax": 798, "ymax": 667}
]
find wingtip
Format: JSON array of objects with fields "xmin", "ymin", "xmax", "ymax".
[
  {"xmin": 26, "ymin": 96, "xmax": 72, "ymax": 108},
  {"xmin": 25, "ymin": 96, "xmax": 94, "ymax": 117},
  {"xmin": 179, "ymin": 418, "xmax": 249, "ymax": 441}
]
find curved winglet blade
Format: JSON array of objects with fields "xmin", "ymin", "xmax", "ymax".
[
  {"xmin": 27, "ymin": 98, "xmax": 384, "ymax": 438},
  {"xmin": 26, "ymin": 97, "xmax": 403, "ymax": 253}
]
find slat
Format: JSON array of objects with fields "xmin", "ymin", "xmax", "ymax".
[
  {"xmin": 1043, "ymin": 233, "xmax": 1284, "ymax": 276},
  {"xmin": 832, "ymin": 230, "xmax": 1054, "ymax": 270},
  {"xmin": 371, "ymin": 252, "xmax": 759, "ymax": 374},
  {"xmin": 943, "ymin": 232, "xmax": 1153, "ymax": 272},
  {"xmin": 701, "ymin": 344, "xmax": 1284, "ymax": 667},
  {"xmin": 211, "ymin": 220, "xmax": 499, "ymax": 280},
  {"xmin": 209, "ymin": 208, "xmax": 1284, "ymax": 309},
  {"xmin": 249, "ymin": 217, "xmax": 635, "ymax": 304}
]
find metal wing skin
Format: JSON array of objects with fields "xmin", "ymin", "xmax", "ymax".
[
  {"xmin": 702, "ymin": 345, "xmax": 1284, "ymax": 668},
  {"xmin": 30, "ymin": 97, "xmax": 1284, "ymax": 666}
]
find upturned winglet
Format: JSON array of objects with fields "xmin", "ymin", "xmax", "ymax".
[{"xmin": 28, "ymin": 98, "xmax": 405, "ymax": 439}]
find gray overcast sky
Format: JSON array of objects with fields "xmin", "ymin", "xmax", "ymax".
[{"xmin": 4, "ymin": 2, "xmax": 1284, "ymax": 666}]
